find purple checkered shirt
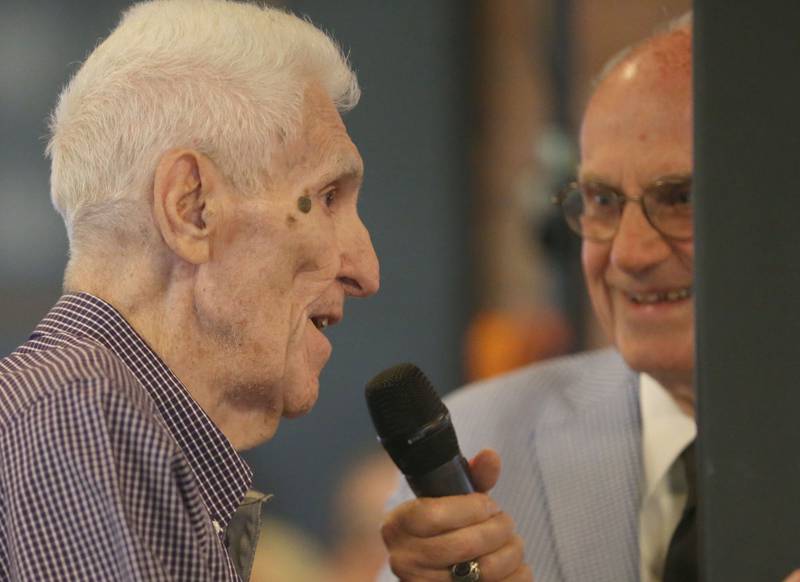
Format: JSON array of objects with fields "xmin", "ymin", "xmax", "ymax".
[{"xmin": 0, "ymin": 293, "xmax": 253, "ymax": 580}]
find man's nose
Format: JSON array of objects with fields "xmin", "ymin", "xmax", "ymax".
[
  {"xmin": 338, "ymin": 217, "xmax": 380, "ymax": 298},
  {"xmin": 610, "ymin": 202, "xmax": 672, "ymax": 273}
]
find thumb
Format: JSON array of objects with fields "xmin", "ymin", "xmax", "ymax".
[{"xmin": 468, "ymin": 448, "xmax": 501, "ymax": 493}]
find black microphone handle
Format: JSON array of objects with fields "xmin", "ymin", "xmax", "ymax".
[
  {"xmin": 406, "ymin": 454, "xmax": 475, "ymax": 498},
  {"xmin": 406, "ymin": 454, "xmax": 479, "ymax": 578}
]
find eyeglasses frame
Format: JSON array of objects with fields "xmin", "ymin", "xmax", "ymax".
[{"xmin": 551, "ymin": 175, "xmax": 693, "ymax": 242}]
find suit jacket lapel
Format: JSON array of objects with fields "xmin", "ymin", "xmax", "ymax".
[{"xmin": 534, "ymin": 364, "xmax": 642, "ymax": 582}]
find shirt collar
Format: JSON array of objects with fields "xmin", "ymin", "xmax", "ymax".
[
  {"xmin": 32, "ymin": 292, "xmax": 253, "ymax": 529},
  {"xmin": 639, "ymin": 373, "xmax": 696, "ymax": 498}
]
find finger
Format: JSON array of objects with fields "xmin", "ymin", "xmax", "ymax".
[
  {"xmin": 469, "ymin": 448, "xmax": 502, "ymax": 492},
  {"xmin": 384, "ymin": 493, "xmax": 501, "ymax": 539},
  {"xmin": 391, "ymin": 511, "xmax": 516, "ymax": 570},
  {"xmin": 783, "ymin": 569, "xmax": 800, "ymax": 582},
  {"xmin": 474, "ymin": 533, "xmax": 525, "ymax": 580}
]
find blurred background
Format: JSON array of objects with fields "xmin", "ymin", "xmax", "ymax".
[{"xmin": 0, "ymin": 0, "xmax": 689, "ymax": 579}]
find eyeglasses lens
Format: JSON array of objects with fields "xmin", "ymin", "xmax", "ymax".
[{"xmin": 644, "ymin": 182, "xmax": 693, "ymax": 240}]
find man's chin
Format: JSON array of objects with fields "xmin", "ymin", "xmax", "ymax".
[
  {"xmin": 281, "ymin": 378, "xmax": 320, "ymax": 419},
  {"xmin": 618, "ymin": 336, "xmax": 693, "ymax": 384}
]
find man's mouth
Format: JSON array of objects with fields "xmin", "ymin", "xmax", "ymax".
[
  {"xmin": 626, "ymin": 287, "xmax": 692, "ymax": 305},
  {"xmin": 309, "ymin": 309, "xmax": 341, "ymax": 331}
]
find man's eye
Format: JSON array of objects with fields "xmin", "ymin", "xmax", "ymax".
[
  {"xmin": 655, "ymin": 184, "xmax": 692, "ymax": 206},
  {"xmin": 323, "ymin": 189, "xmax": 337, "ymax": 207},
  {"xmin": 584, "ymin": 188, "xmax": 616, "ymax": 207}
]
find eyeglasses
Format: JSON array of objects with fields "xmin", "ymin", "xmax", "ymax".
[{"xmin": 552, "ymin": 176, "xmax": 693, "ymax": 242}]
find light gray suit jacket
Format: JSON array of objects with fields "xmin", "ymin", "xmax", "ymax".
[{"xmin": 380, "ymin": 349, "xmax": 643, "ymax": 582}]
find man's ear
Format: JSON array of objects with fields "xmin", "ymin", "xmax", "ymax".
[{"xmin": 152, "ymin": 149, "xmax": 222, "ymax": 264}]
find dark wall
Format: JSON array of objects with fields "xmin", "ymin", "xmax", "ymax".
[
  {"xmin": 0, "ymin": 0, "xmax": 471, "ymax": 546},
  {"xmin": 695, "ymin": 3, "xmax": 800, "ymax": 580}
]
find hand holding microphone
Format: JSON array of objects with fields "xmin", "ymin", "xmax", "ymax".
[{"xmin": 366, "ymin": 364, "xmax": 531, "ymax": 582}]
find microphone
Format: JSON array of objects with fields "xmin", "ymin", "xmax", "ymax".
[
  {"xmin": 366, "ymin": 363, "xmax": 484, "ymax": 581},
  {"xmin": 365, "ymin": 363, "xmax": 474, "ymax": 498}
]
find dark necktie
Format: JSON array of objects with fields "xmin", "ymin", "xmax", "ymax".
[{"xmin": 663, "ymin": 442, "xmax": 698, "ymax": 582}]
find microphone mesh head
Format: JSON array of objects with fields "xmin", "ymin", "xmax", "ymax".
[
  {"xmin": 365, "ymin": 363, "xmax": 446, "ymax": 439},
  {"xmin": 365, "ymin": 363, "xmax": 460, "ymax": 475}
]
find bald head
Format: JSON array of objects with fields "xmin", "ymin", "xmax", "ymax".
[{"xmin": 618, "ymin": 26, "xmax": 691, "ymax": 89}]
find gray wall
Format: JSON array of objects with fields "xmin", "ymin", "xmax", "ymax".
[
  {"xmin": 0, "ymin": 0, "xmax": 471, "ymax": 546},
  {"xmin": 0, "ymin": 2, "xmax": 133, "ymax": 351},
  {"xmin": 695, "ymin": 3, "xmax": 800, "ymax": 579}
]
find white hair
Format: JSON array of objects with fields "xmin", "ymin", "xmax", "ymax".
[{"xmin": 47, "ymin": 0, "xmax": 360, "ymax": 264}]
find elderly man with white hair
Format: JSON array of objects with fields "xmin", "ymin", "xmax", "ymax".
[
  {"xmin": 0, "ymin": 1, "xmax": 530, "ymax": 580},
  {"xmin": 0, "ymin": 2, "xmax": 532, "ymax": 581}
]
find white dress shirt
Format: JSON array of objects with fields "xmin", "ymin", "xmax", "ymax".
[{"xmin": 639, "ymin": 373, "xmax": 696, "ymax": 582}]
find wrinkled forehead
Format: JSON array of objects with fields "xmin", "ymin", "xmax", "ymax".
[
  {"xmin": 267, "ymin": 81, "xmax": 363, "ymax": 188},
  {"xmin": 301, "ymin": 82, "xmax": 363, "ymax": 171}
]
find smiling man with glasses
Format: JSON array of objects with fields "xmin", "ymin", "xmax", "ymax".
[{"xmin": 380, "ymin": 14, "xmax": 700, "ymax": 582}]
